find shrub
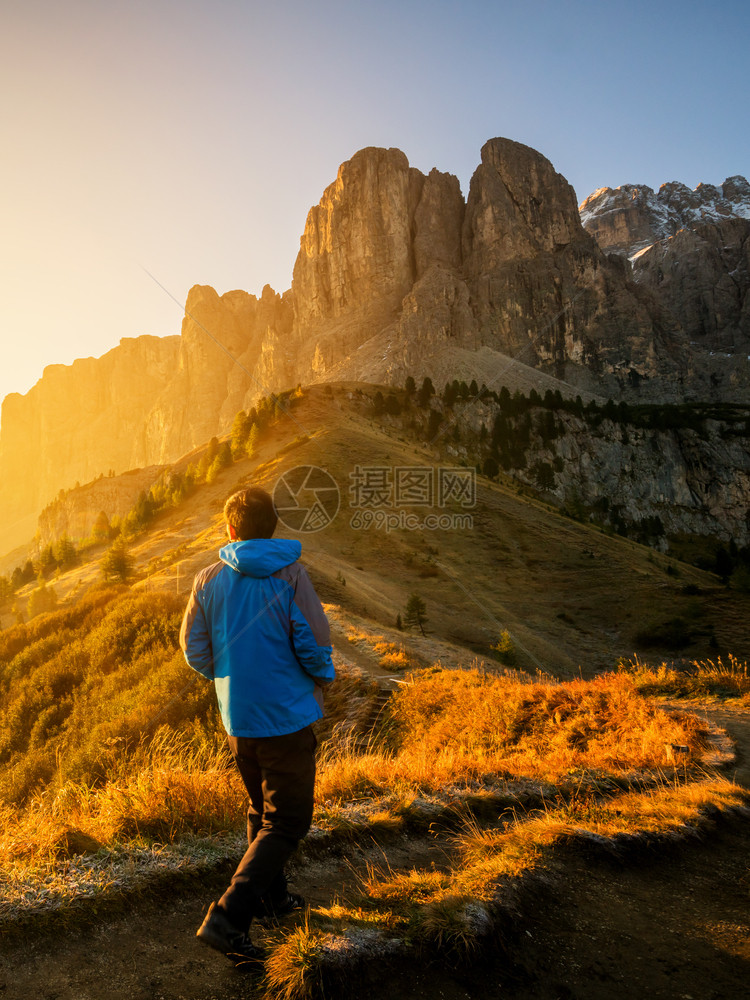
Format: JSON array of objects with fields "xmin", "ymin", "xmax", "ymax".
[{"xmin": 490, "ymin": 630, "xmax": 517, "ymax": 666}]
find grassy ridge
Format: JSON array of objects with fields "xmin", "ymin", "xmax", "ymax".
[
  {"xmin": 0, "ymin": 593, "xmax": 745, "ymax": 1000},
  {"xmin": 0, "ymin": 586, "xmax": 219, "ymax": 805},
  {"xmin": 262, "ymin": 666, "xmax": 743, "ymax": 1000},
  {"xmin": 266, "ymin": 778, "xmax": 748, "ymax": 1000}
]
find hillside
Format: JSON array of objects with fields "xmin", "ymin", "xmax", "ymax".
[{"xmin": 7, "ymin": 383, "xmax": 748, "ymax": 667}]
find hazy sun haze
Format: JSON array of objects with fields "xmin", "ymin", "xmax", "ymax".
[{"xmin": 1, "ymin": 0, "xmax": 749, "ymax": 413}]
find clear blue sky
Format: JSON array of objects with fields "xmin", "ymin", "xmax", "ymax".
[{"xmin": 2, "ymin": 0, "xmax": 748, "ymax": 413}]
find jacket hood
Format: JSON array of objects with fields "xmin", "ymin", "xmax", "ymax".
[{"xmin": 219, "ymin": 538, "xmax": 301, "ymax": 578}]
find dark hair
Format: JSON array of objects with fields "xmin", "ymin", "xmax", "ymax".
[{"xmin": 224, "ymin": 487, "xmax": 278, "ymax": 540}]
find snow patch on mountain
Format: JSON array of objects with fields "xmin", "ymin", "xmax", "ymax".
[{"xmin": 579, "ymin": 175, "xmax": 750, "ymax": 257}]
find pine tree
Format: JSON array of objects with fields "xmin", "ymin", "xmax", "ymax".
[
  {"xmin": 206, "ymin": 442, "xmax": 233, "ymax": 484},
  {"xmin": 92, "ymin": 511, "xmax": 110, "ymax": 543},
  {"xmin": 482, "ymin": 456, "xmax": 500, "ymax": 480},
  {"xmin": 403, "ymin": 593, "xmax": 428, "ymax": 636},
  {"xmin": 38, "ymin": 544, "xmax": 57, "ymax": 577},
  {"xmin": 54, "ymin": 535, "xmax": 77, "ymax": 569},
  {"xmin": 230, "ymin": 410, "xmax": 249, "ymax": 457},
  {"xmin": 426, "ymin": 408, "xmax": 443, "ymax": 440},
  {"xmin": 417, "ymin": 377, "xmax": 435, "ymax": 408},
  {"xmin": 443, "ymin": 381, "xmax": 458, "ymax": 408},
  {"xmin": 491, "ymin": 630, "xmax": 517, "ymax": 666},
  {"xmin": 246, "ymin": 423, "xmax": 260, "ymax": 458},
  {"xmin": 102, "ymin": 541, "xmax": 132, "ymax": 583},
  {"xmin": 27, "ymin": 578, "xmax": 57, "ymax": 619},
  {"xmin": 384, "ymin": 393, "xmax": 401, "ymax": 415}
]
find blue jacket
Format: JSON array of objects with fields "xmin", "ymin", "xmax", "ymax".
[{"xmin": 179, "ymin": 538, "xmax": 335, "ymax": 737}]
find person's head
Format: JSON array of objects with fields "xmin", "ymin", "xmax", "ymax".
[{"xmin": 224, "ymin": 487, "xmax": 278, "ymax": 540}]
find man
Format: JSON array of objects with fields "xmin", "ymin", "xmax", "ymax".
[{"xmin": 180, "ymin": 486, "xmax": 335, "ymax": 964}]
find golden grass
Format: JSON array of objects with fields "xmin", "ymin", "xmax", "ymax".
[
  {"xmin": 346, "ymin": 625, "xmax": 382, "ymax": 644},
  {"xmin": 260, "ymin": 776, "xmax": 749, "ymax": 994},
  {"xmin": 453, "ymin": 779, "xmax": 749, "ymax": 877},
  {"xmin": 0, "ymin": 730, "xmax": 242, "ymax": 865},
  {"xmin": 315, "ymin": 667, "xmax": 713, "ymax": 806},
  {"xmin": 264, "ymin": 917, "xmax": 327, "ymax": 1000},
  {"xmin": 0, "ymin": 658, "xmax": 734, "ymax": 963},
  {"xmin": 372, "ymin": 641, "xmax": 410, "ymax": 670},
  {"xmin": 258, "ymin": 665, "xmax": 738, "ymax": 990},
  {"xmin": 620, "ymin": 654, "xmax": 750, "ymax": 702},
  {"xmin": 346, "ymin": 626, "xmax": 415, "ymax": 671},
  {"xmin": 320, "ymin": 778, "xmax": 748, "ymax": 955}
]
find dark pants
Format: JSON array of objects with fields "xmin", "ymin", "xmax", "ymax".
[{"xmin": 218, "ymin": 725, "xmax": 317, "ymax": 930}]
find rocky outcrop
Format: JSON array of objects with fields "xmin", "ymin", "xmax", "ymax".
[
  {"xmin": 291, "ymin": 139, "xmax": 672, "ymax": 401},
  {"xmin": 579, "ymin": 176, "xmax": 750, "ymax": 258},
  {"xmin": 288, "ymin": 148, "xmax": 470, "ymax": 384},
  {"xmin": 448, "ymin": 397, "xmax": 750, "ymax": 546},
  {"xmin": 0, "ymin": 285, "xmax": 292, "ymax": 554},
  {"xmin": 37, "ymin": 467, "xmax": 166, "ymax": 545},
  {"xmin": 0, "ymin": 335, "xmax": 180, "ymax": 553},
  {"xmin": 540, "ymin": 415, "xmax": 750, "ymax": 546},
  {"xmin": 140, "ymin": 282, "xmax": 293, "ymax": 458},
  {"xmin": 580, "ymin": 175, "xmax": 750, "ymax": 400},
  {"xmin": 632, "ymin": 218, "xmax": 750, "ymax": 357},
  {"xmin": 460, "ymin": 139, "xmax": 658, "ymax": 384}
]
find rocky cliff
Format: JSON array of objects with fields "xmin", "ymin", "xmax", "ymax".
[
  {"xmin": 0, "ymin": 336, "xmax": 180, "ymax": 553},
  {"xmin": 288, "ymin": 139, "xmax": 676, "ymax": 403},
  {"xmin": 0, "ymin": 286, "xmax": 292, "ymax": 554},
  {"xmin": 1, "ymin": 138, "xmax": 749, "ymax": 555},
  {"xmin": 37, "ymin": 466, "xmax": 166, "ymax": 545},
  {"xmin": 580, "ymin": 174, "xmax": 750, "ymax": 395},
  {"xmin": 632, "ymin": 218, "xmax": 750, "ymax": 360},
  {"xmin": 438, "ymin": 394, "xmax": 750, "ymax": 547},
  {"xmin": 579, "ymin": 175, "xmax": 750, "ymax": 258},
  {"xmin": 538, "ymin": 415, "xmax": 750, "ymax": 546}
]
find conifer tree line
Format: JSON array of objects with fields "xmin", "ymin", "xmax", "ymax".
[{"xmin": 365, "ymin": 375, "xmax": 750, "ymax": 583}]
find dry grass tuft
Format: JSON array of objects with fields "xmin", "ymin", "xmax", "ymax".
[
  {"xmin": 268, "ymin": 776, "xmax": 750, "ymax": 998},
  {"xmin": 620, "ymin": 654, "xmax": 750, "ymax": 702},
  {"xmin": 264, "ymin": 918, "xmax": 327, "ymax": 1000},
  {"xmin": 372, "ymin": 641, "xmax": 410, "ymax": 670},
  {"xmin": 344, "ymin": 624, "xmax": 418, "ymax": 672},
  {"xmin": 412, "ymin": 896, "xmax": 492, "ymax": 957}
]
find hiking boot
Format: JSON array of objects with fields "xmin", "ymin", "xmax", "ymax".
[
  {"xmin": 196, "ymin": 902, "xmax": 263, "ymax": 966},
  {"xmin": 261, "ymin": 891, "xmax": 305, "ymax": 920}
]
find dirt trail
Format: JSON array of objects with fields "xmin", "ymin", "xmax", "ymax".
[
  {"xmin": 0, "ymin": 837, "xmax": 444, "ymax": 1000},
  {"xmin": 685, "ymin": 702, "xmax": 750, "ymax": 787},
  {"xmin": 2, "ymin": 702, "xmax": 749, "ymax": 1000}
]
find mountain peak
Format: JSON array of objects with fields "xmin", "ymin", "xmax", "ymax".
[{"xmin": 580, "ymin": 174, "xmax": 750, "ymax": 257}]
